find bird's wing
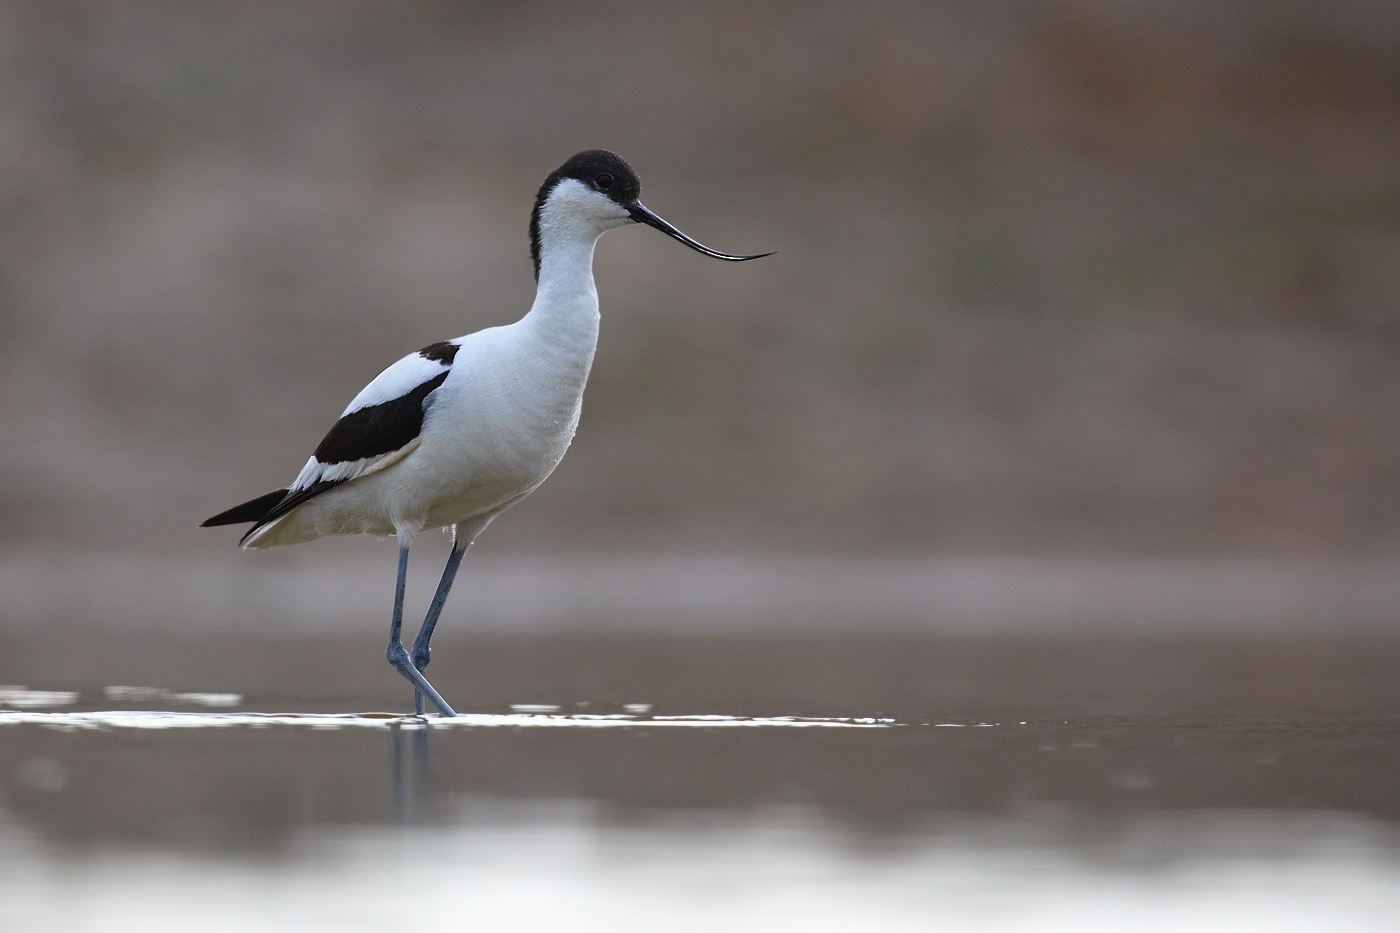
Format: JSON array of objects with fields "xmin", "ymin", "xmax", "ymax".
[{"xmin": 246, "ymin": 340, "xmax": 461, "ymax": 534}]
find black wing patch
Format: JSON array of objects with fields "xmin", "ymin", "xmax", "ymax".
[
  {"xmin": 312, "ymin": 371, "xmax": 449, "ymax": 466},
  {"xmin": 418, "ymin": 341, "xmax": 459, "ymax": 364}
]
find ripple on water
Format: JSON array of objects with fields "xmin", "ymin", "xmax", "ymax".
[
  {"xmin": 0, "ymin": 710, "xmax": 899, "ymax": 732},
  {"xmin": 0, "ymin": 686, "xmax": 80, "ymax": 709}
]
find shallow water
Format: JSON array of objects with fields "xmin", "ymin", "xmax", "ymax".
[{"xmin": 2, "ymin": 633, "xmax": 1399, "ymax": 930}]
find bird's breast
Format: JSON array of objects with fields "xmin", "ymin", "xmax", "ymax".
[{"xmin": 407, "ymin": 323, "xmax": 596, "ymax": 525}]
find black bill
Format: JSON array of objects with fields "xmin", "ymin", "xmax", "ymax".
[{"xmin": 627, "ymin": 203, "xmax": 773, "ymax": 261}]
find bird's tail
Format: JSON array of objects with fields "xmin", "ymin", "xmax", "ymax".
[{"xmin": 200, "ymin": 489, "xmax": 289, "ymax": 528}]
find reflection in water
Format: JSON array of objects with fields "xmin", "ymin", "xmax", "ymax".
[
  {"xmin": 1, "ymin": 804, "xmax": 1397, "ymax": 932},
  {"xmin": 390, "ymin": 721, "xmax": 428, "ymax": 825}
]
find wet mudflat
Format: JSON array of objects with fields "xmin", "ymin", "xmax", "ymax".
[{"xmin": 2, "ymin": 632, "xmax": 1399, "ymax": 930}]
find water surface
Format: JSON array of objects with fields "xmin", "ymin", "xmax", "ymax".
[{"xmin": 2, "ymin": 632, "xmax": 1398, "ymax": 930}]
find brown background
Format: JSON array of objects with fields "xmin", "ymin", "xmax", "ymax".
[{"xmin": 1, "ymin": 1, "xmax": 1395, "ymax": 565}]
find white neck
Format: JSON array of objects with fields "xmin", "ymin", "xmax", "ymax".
[
  {"xmin": 526, "ymin": 234, "xmax": 600, "ymax": 335},
  {"xmin": 522, "ymin": 178, "xmax": 629, "ymax": 340}
]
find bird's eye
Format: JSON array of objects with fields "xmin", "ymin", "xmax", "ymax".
[{"xmin": 595, "ymin": 173, "xmax": 615, "ymax": 190}]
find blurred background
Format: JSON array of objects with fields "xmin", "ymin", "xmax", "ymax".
[
  {"xmin": 1, "ymin": 0, "xmax": 1396, "ymax": 562},
  {"xmin": 1, "ymin": 0, "xmax": 1397, "ymax": 642},
  {"xmin": 3, "ymin": 3, "xmax": 1400, "ymax": 928}
]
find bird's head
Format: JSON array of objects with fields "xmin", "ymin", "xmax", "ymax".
[{"xmin": 530, "ymin": 149, "xmax": 773, "ymax": 280}]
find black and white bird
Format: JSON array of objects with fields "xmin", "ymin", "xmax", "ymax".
[{"xmin": 202, "ymin": 150, "xmax": 770, "ymax": 717}]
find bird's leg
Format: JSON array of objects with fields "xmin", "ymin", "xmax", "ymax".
[
  {"xmin": 410, "ymin": 536, "xmax": 470, "ymax": 716},
  {"xmin": 385, "ymin": 544, "xmax": 458, "ymax": 717}
]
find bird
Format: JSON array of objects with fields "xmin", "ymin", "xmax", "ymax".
[{"xmin": 202, "ymin": 149, "xmax": 771, "ymax": 717}]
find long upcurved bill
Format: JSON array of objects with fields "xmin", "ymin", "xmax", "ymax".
[{"xmin": 628, "ymin": 203, "xmax": 774, "ymax": 261}]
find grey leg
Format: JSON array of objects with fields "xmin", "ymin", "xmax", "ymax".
[
  {"xmin": 385, "ymin": 544, "xmax": 457, "ymax": 717},
  {"xmin": 410, "ymin": 536, "xmax": 469, "ymax": 715}
]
